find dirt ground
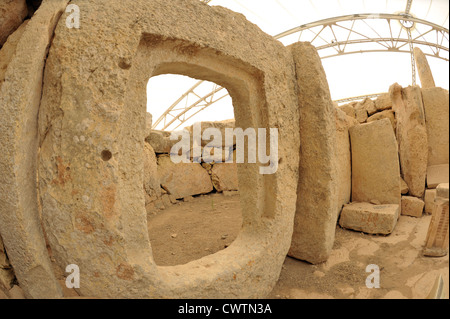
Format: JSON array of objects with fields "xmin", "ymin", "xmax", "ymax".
[{"xmin": 147, "ymin": 193, "xmax": 449, "ymax": 299}]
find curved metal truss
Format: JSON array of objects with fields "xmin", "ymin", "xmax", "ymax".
[{"xmin": 153, "ymin": 11, "xmax": 449, "ymax": 131}]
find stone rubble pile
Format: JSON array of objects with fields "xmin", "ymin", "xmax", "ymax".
[{"xmin": 143, "ymin": 118, "xmax": 239, "ymax": 215}]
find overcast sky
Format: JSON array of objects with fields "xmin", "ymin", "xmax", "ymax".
[{"xmin": 147, "ymin": 0, "xmax": 449, "ymax": 130}]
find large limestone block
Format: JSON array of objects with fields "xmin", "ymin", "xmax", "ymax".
[
  {"xmin": 414, "ymin": 47, "xmax": 436, "ymax": 89},
  {"xmin": 339, "ymin": 202, "xmax": 399, "ymax": 235},
  {"xmin": 422, "ymin": 88, "xmax": 449, "ymax": 166},
  {"xmin": 288, "ymin": 42, "xmax": 339, "ymax": 264},
  {"xmin": 144, "ymin": 143, "xmax": 161, "ymax": 202},
  {"xmin": 401, "ymin": 196, "xmax": 425, "ymax": 218},
  {"xmin": 427, "ymin": 164, "xmax": 449, "ymax": 189},
  {"xmin": 211, "ymin": 163, "xmax": 239, "ymax": 192},
  {"xmin": 350, "ymin": 119, "xmax": 401, "ymax": 207},
  {"xmin": 157, "ymin": 155, "xmax": 213, "ymax": 199},
  {"xmin": 335, "ymin": 108, "xmax": 358, "ymax": 212},
  {"xmin": 0, "ymin": 0, "xmax": 27, "ymax": 46},
  {"xmin": 390, "ymin": 84, "xmax": 428, "ymax": 198},
  {"xmin": 358, "ymin": 98, "xmax": 377, "ymax": 116},
  {"xmin": 37, "ymin": 0, "xmax": 300, "ymax": 298},
  {"xmin": 337, "ymin": 103, "xmax": 356, "ymax": 118},
  {"xmin": 0, "ymin": 0, "xmax": 67, "ymax": 299}
]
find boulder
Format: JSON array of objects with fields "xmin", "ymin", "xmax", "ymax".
[
  {"xmin": 390, "ymin": 84, "xmax": 428, "ymax": 198},
  {"xmin": 401, "ymin": 196, "xmax": 425, "ymax": 218},
  {"xmin": 157, "ymin": 155, "xmax": 213, "ymax": 199},
  {"xmin": 422, "ymin": 87, "xmax": 449, "ymax": 166},
  {"xmin": 427, "ymin": 164, "xmax": 449, "ymax": 189},
  {"xmin": 339, "ymin": 202, "xmax": 399, "ymax": 235},
  {"xmin": 0, "ymin": 0, "xmax": 28, "ymax": 46},
  {"xmin": 401, "ymin": 178, "xmax": 409, "ymax": 195},
  {"xmin": 146, "ymin": 130, "xmax": 183, "ymax": 154},
  {"xmin": 350, "ymin": 119, "xmax": 401, "ymax": 207},
  {"xmin": 337, "ymin": 103, "xmax": 356, "ymax": 119},
  {"xmin": 359, "ymin": 98, "xmax": 377, "ymax": 116}
]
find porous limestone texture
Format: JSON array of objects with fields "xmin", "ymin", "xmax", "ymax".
[
  {"xmin": 421, "ymin": 87, "xmax": 449, "ymax": 166},
  {"xmin": 37, "ymin": 0, "xmax": 300, "ymax": 298},
  {"xmin": 414, "ymin": 47, "xmax": 436, "ymax": 89},
  {"xmin": 0, "ymin": 0, "xmax": 27, "ymax": 46},
  {"xmin": 0, "ymin": 0, "xmax": 67, "ymax": 299},
  {"xmin": 288, "ymin": 42, "xmax": 339, "ymax": 265},
  {"xmin": 339, "ymin": 202, "xmax": 399, "ymax": 235},
  {"xmin": 350, "ymin": 119, "xmax": 401, "ymax": 208},
  {"xmin": 390, "ymin": 84, "xmax": 428, "ymax": 198}
]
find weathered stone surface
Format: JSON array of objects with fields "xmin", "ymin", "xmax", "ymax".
[
  {"xmin": 211, "ymin": 163, "xmax": 239, "ymax": 192},
  {"xmin": 335, "ymin": 108, "xmax": 358, "ymax": 212},
  {"xmin": 425, "ymin": 189, "xmax": 437, "ymax": 214},
  {"xmin": 339, "ymin": 202, "xmax": 400, "ymax": 235},
  {"xmin": 0, "ymin": 0, "xmax": 67, "ymax": 299},
  {"xmin": 0, "ymin": 0, "xmax": 27, "ymax": 46},
  {"xmin": 37, "ymin": 0, "xmax": 300, "ymax": 298},
  {"xmin": 0, "ymin": 20, "xmax": 28, "ymax": 87},
  {"xmin": 436, "ymin": 183, "xmax": 449, "ymax": 199},
  {"xmin": 422, "ymin": 87, "xmax": 449, "ymax": 166},
  {"xmin": 367, "ymin": 109, "xmax": 396, "ymax": 131},
  {"xmin": 427, "ymin": 164, "xmax": 449, "ymax": 189},
  {"xmin": 424, "ymin": 198, "xmax": 449, "ymax": 257},
  {"xmin": 288, "ymin": 42, "xmax": 339, "ymax": 264},
  {"xmin": 157, "ymin": 155, "xmax": 213, "ymax": 199},
  {"xmin": 0, "ymin": 235, "xmax": 14, "ymax": 291},
  {"xmin": 390, "ymin": 84, "xmax": 428, "ymax": 198},
  {"xmin": 355, "ymin": 107, "xmax": 368, "ymax": 124},
  {"xmin": 144, "ymin": 143, "xmax": 161, "ymax": 203},
  {"xmin": 350, "ymin": 119, "xmax": 401, "ymax": 208},
  {"xmin": 401, "ymin": 196, "xmax": 425, "ymax": 218},
  {"xmin": 414, "ymin": 47, "xmax": 436, "ymax": 89},
  {"xmin": 374, "ymin": 93, "xmax": 392, "ymax": 112}
]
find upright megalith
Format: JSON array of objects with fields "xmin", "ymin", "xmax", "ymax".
[
  {"xmin": 414, "ymin": 48, "xmax": 436, "ymax": 89},
  {"xmin": 422, "ymin": 87, "xmax": 449, "ymax": 167},
  {"xmin": 350, "ymin": 119, "xmax": 402, "ymax": 208},
  {"xmin": 0, "ymin": 0, "xmax": 68, "ymax": 299},
  {"xmin": 37, "ymin": 0, "xmax": 300, "ymax": 298},
  {"xmin": 288, "ymin": 42, "xmax": 339, "ymax": 265},
  {"xmin": 390, "ymin": 84, "xmax": 428, "ymax": 198}
]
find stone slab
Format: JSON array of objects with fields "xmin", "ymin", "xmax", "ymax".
[
  {"xmin": 401, "ymin": 196, "xmax": 425, "ymax": 218},
  {"xmin": 350, "ymin": 119, "xmax": 401, "ymax": 207}
]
